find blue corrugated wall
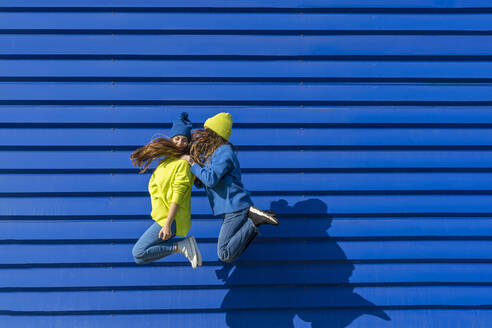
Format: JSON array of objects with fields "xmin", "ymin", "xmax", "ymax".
[{"xmin": 2, "ymin": 1, "xmax": 492, "ymax": 327}]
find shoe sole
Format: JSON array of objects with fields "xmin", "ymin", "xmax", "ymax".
[
  {"xmin": 249, "ymin": 206, "xmax": 279, "ymax": 225},
  {"xmin": 189, "ymin": 235, "xmax": 202, "ymax": 267}
]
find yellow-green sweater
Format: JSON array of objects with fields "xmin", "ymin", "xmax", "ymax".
[{"xmin": 148, "ymin": 157, "xmax": 195, "ymax": 237}]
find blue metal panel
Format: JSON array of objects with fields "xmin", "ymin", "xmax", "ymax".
[
  {"xmin": 3, "ymin": 263, "xmax": 492, "ymax": 288},
  {"xmin": 4, "ymin": 194, "xmax": 492, "ymax": 216},
  {"xmin": 3, "ymin": 35, "xmax": 492, "ymax": 56},
  {"xmin": 4, "ymin": 60, "xmax": 492, "ymax": 80},
  {"xmin": 3, "ymin": 311, "xmax": 492, "ymax": 328},
  {"xmin": 3, "ymin": 106, "xmax": 492, "ymax": 123},
  {"xmin": 5, "ymin": 218, "xmax": 492, "ymax": 241},
  {"xmin": 1, "ymin": 1, "xmax": 491, "ymax": 327},
  {"xmin": 4, "ymin": 240, "xmax": 492, "ymax": 265},
  {"xmin": 3, "ymin": 173, "xmax": 492, "ymax": 193},
  {"xmin": 4, "ymin": 150, "xmax": 492, "ymax": 170},
  {"xmin": 2, "ymin": 13, "xmax": 492, "ymax": 31},
  {"xmin": 0, "ymin": 0, "xmax": 489, "ymax": 9},
  {"xmin": 3, "ymin": 127, "xmax": 492, "ymax": 146}
]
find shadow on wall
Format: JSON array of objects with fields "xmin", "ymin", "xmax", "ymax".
[{"xmin": 217, "ymin": 199, "xmax": 391, "ymax": 328}]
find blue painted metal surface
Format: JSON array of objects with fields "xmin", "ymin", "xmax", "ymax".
[{"xmin": 1, "ymin": 1, "xmax": 492, "ymax": 327}]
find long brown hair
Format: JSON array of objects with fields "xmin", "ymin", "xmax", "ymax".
[
  {"xmin": 130, "ymin": 136, "xmax": 188, "ymax": 173},
  {"xmin": 190, "ymin": 128, "xmax": 233, "ymax": 166}
]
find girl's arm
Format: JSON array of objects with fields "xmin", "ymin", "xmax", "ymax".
[
  {"xmin": 180, "ymin": 156, "xmax": 204, "ymax": 188},
  {"xmin": 159, "ymin": 160, "xmax": 193, "ymax": 240},
  {"xmin": 170, "ymin": 160, "xmax": 193, "ymax": 205},
  {"xmin": 159, "ymin": 202, "xmax": 178, "ymax": 240},
  {"xmin": 189, "ymin": 146, "xmax": 232, "ymax": 188}
]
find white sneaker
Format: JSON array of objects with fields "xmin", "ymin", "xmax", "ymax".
[
  {"xmin": 176, "ymin": 236, "xmax": 198, "ymax": 269},
  {"xmin": 189, "ymin": 235, "xmax": 202, "ymax": 267}
]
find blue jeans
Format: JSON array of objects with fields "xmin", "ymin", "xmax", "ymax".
[
  {"xmin": 132, "ymin": 221, "xmax": 177, "ymax": 264},
  {"xmin": 217, "ymin": 207, "xmax": 258, "ymax": 263}
]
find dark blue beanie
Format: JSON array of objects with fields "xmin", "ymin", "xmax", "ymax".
[{"xmin": 170, "ymin": 112, "xmax": 192, "ymax": 140}]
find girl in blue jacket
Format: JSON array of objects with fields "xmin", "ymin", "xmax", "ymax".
[{"xmin": 181, "ymin": 112, "xmax": 279, "ymax": 263}]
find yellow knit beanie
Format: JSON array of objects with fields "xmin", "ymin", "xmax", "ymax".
[{"xmin": 204, "ymin": 112, "xmax": 233, "ymax": 141}]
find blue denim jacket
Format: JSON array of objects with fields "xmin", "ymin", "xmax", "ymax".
[{"xmin": 190, "ymin": 144, "xmax": 253, "ymax": 216}]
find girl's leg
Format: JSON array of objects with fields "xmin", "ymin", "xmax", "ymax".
[
  {"xmin": 132, "ymin": 221, "xmax": 177, "ymax": 264},
  {"xmin": 217, "ymin": 207, "xmax": 258, "ymax": 263}
]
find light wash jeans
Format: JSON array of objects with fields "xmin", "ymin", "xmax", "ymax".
[
  {"xmin": 217, "ymin": 207, "xmax": 258, "ymax": 263},
  {"xmin": 132, "ymin": 221, "xmax": 177, "ymax": 264}
]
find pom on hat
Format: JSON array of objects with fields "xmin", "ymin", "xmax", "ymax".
[{"xmin": 179, "ymin": 112, "xmax": 189, "ymax": 121}]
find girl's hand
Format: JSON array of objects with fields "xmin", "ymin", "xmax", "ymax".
[
  {"xmin": 159, "ymin": 224, "xmax": 172, "ymax": 240},
  {"xmin": 180, "ymin": 154, "xmax": 194, "ymax": 166},
  {"xmin": 180, "ymin": 154, "xmax": 190, "ymax": 162}
]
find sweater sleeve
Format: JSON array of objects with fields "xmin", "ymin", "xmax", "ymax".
[
  {"xmin": 190, "ymin": 145, "xmax": 232, "ymax": 188},
  {"xmin": 170, "ymin": 160, "xmax": 193, "ymax": 205}
]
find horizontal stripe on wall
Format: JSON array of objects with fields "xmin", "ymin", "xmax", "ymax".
[
  {"xmin": 1, "ymin": 13, "xmax": 492, "ymax": 32},
  {"xmin": 4, "ymin": 61, "xmax": 492, "ymax": 81},
  {"xmin": 4, "ymin": 127, "xmax": 492, "ymax": 146},
  {"xmin": 2, "ymin": 83, "xmax": 492, "ymax": 105},
  {"xmin": 3, "ymin": 286, "xmax": 492, "ymax": 311},
  {"xmin": 1, "ymin": 311, "xmax": 491, "ymax": 328},
  {"xmin": 3, "ymin": 240, "xmax": 492, "ymax": 264},
  {"xmin": 2, "ymin": 150, "xmax": 492, "ymax": 169},
  {"xmin": 2, "ymin": 35, "xmax": 492, "ymax": 56},
  {"xmin": 2, "ymin": 195, "xmax": 492, "ymax": 216},
  {"xmin": 3, "ymin": 106, "xmax": 492, "ymax": 124},
  {"xmin": 3, "ymin": 219, "xmax": 492, "ymax": 240},
  {"xmin": 0, "ymin": 0, "xmax": 490, "ymax": 10},
  {"xmin": 2, "ymin": 263, "xmax": 492, "ymax": 287},
  {"xmin": 2, "ymin": 173, "xmax": 492, "ymax": 192}
]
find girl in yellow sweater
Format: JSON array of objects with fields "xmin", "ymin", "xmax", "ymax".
[{"xmin": 129, "ymin": 112, "xmax": 202, "ymax": 269}]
